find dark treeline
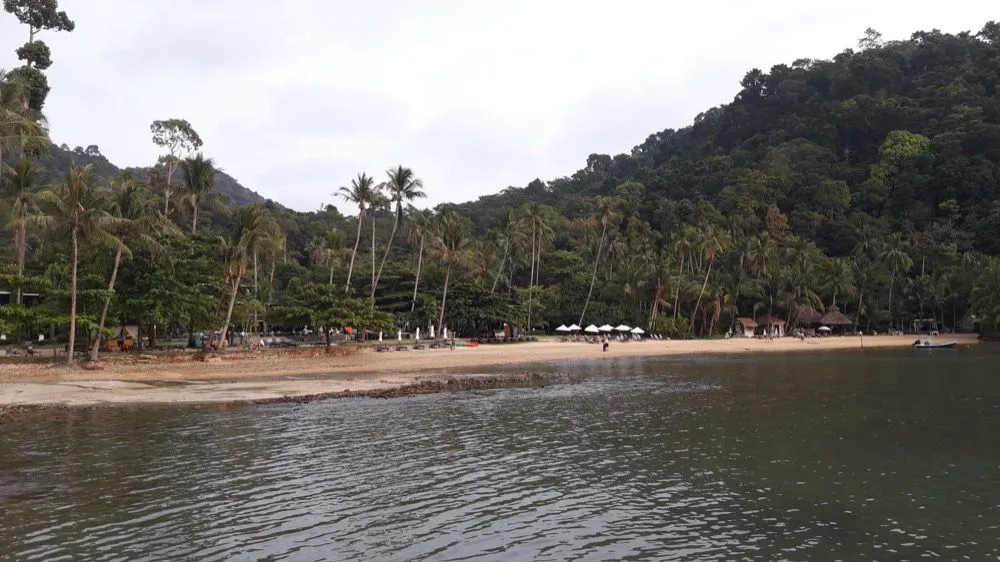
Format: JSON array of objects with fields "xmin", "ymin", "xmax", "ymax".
[{"xmin": 3, "ymin": 6, "xmax": 1000, "ymax": 364}]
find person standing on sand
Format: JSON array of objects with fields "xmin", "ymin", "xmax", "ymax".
[
  {"xmin": 602, "ymin": 336, "xmax": 609, "ymax": 352},
  {"xmin": 450, "ymin": 337, "xmax": 456, "ymax": 350}
]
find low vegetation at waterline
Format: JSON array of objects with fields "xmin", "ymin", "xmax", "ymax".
[{"xmin": 3, "ymin": 9, "xmax": 1000, "ymax": 363}]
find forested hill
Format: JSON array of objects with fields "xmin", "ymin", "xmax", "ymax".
[
  {"xmin": 456, "ymin": 25, "xmax": 1000, "ymax": 256},
  {"xmin": 41, "ymin": 142, "xmax": 268, "ymax": 207}
]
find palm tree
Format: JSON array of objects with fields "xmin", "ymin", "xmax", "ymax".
[
  {"xmin": 490, "ymin": 209, "xmax": 519, "ymax": 293},
  {"xmin": 880, "ymin": 232, "xmax": 913, "ymax": 329},
  {"xmin": 689, "ymin": 227, "xmax": 732, "ymax": 335},
  {"xmin": 672, "ymin": 225, "xmax": 697, "ymax": 320},
  {"xmin": 821, "ymin": 257, "xmax": 856, "ymax": 309},
  {"xmin": 180, "ymin": 153, "xmax": 217, "ymax": 234},
  {"xmin": 407, "ymin": 208, "xmax": 434, "ymax": 312},
  {"xmin": 369, "ymin": 188, "xmax": 388, "ymax": 291},
  {"xmin": 41, "ymin": 165, "xmax": 120, "ymax": 365},
  {"xmin": 89, "ymin": 176, "xmax": 177, "ymax": 361},
  {"xmin": 522, "ymin": 203, "xmax": 553, "ymax": 331},
  {"xmin": 336, "ymin": 173, "xmax": 376, "ymax": 294},
  {"xmin": 2, "ymin": 156, "xmax": 47, "ymax": 303},
  {"xmin": 579, "ymin": 196, "xmax": 619, "ymax": 325},
  {"xmin": 433, "ymin": 209, "xmax": 471, "ymax": 333},
  {"xmin": 0, "ymin": 69, "xmax": 48, "ymax": 182},
  {"xmin": 371, "ymin": 166, "xmax": 425, "ymax": 305},
  {"xmin": 218, "ymin": 205, "xmax": 277, "ymax": 347}
]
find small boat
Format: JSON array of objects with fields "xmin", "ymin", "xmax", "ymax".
[{"xmin": 913, "ymin": 339, "xmax": 957, "ymax": 349}]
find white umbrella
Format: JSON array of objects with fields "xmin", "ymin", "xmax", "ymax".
[
  {"xmin": 615, "ymin": 324, "xmax": 631, "ymax": 332},
  {"xmin": 817, "ymin": 326, "xmax": 832, "ymax": 332},
  {"xmin": 598, "ymin": 324, "xmax": 614, "ymax": 332},
  {"xmin": 555, "ymin": 324, "xmax": 571, "ymax": 332},
  {"xmin": 568, "ymin": 324, "xmax": 581, "ymax": 331},
  {"xmin": 631, "ymin": 327, "xmax": 645, "ymax": 334},
  {"xmin": 584, "ymin": 324, "xmax": 600, "ymax": 334}
]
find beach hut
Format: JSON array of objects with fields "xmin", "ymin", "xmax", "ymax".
[
  {"xmin": 754, "ymin": 314, "xmax": 787, "ymax": 337},
  {"xmin": 793, "ymin": 305, "xmax": 822, "ymax": 326},
  {"xmin": 819, "ymin": 305, "xmax": 854, "ymax": 333},
  {"xmin": 733, "ymin": 317, "xmax": 757, "ymax": 338}
]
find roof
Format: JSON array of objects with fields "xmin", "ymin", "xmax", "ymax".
[
  {"xmin": 794, "ymin": 305, "xmax": 822, "ymax": 324},
  {"xmin": 735, "ymin": 317, "xmax": 757, "ymax": 328},
  {"xmin": 755, "ymin": 314, "xmax": 787, "ymax": 326},
  {"xmin": 819, "ymin": 305, "xmax": 853, "ymax": 326}
]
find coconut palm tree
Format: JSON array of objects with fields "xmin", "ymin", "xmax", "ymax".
[
  {"xmin": 672, "ymin": 224, "xmax": 698, "ymax": 320},
  {"xmin": 336, "ymin": 173, "xmax": 376, "ymax": 294},
  {"xmin": 218, "ymin": 205, "xmax": 277, "ymax": 347},
  {"xmin": 880, "ymin": 232, "xmax": 913, "ymax": 329},
  {"xmin": 89, "ymin": 175, "xmax": 177, "ymax": 361},
  {"xmin": 369, "ymin": 187, "xmax": 388, "ymax": 291},
  {"xmin": 521, "ymin": 202, "xmax": 553, "ymax": 331},
  {"xmin": 371, "ymin": 166, "xmax": 425, "ymax": 305},
  {"xmin": 0, "ymin": 69, "xmax": 48, "ymax": 182},
  {"xmin": 2, "ymin": 156, "xmax": 47, "ymax": 303},
  {"xmin": 180, "ymin": 153, "xmax": 217, "ymax": 234},
  {"xmin": 490, "ymin": 208, "xmax": 519, "ymax": 294},
  {"xmin": 579, "ymin": 196, "xmax": 619, "ymax": 325},
  {"xmin": 689, "ymin": 226, "xmax": 732, "ymax": 335},
  {"xmin": 41, "ymin": 165, "xmax": 120, "ymax": 365},
  {"xmin": 407, "ymin": 208, "xmax": 434, "ymax": 312},
  {"xmin": 433, "ymin": 209, "xmax": 471, "ymax": 333},
  {"xmin": 821, "ymin": 257, "xmax": 856, "ymax": 309}
]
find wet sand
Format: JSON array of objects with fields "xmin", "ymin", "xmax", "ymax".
[{"xmin": 0, "ymin": 335, "xmax": 978, "ymax": 408}]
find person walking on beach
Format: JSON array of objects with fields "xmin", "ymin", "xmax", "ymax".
[{"xmin": 602, "ymin": 336, "xmax": 609, "ymax": 352}]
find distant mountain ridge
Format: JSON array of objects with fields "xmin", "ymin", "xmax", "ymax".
[{"xmin": 39, "ymin": 142, "xmax": 269, "ymax": 207}]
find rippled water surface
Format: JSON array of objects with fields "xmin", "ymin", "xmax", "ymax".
[{"xmin": 2, "ymin": 348, "xmax": 1000, "ymax": 561}]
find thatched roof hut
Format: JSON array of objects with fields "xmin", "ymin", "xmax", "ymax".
[
  {"xmin": 819, "ymin": 305, "xmax": 853, "ymax": 326},
  {"xmin": 794, "ymin": 305, "xmax": 822, "ymax": 325},
  {"xmin": 754, "ymin": 314, "xmax": 786, "ymax": 327}
]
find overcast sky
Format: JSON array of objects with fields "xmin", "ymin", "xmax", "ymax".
[{"xmin": 0, "ymin": 1, "xmax": 994, "ymax": 212}]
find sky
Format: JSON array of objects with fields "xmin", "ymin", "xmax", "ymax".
[{"xmin": 0, "ymin": 1, "xmax": 995, "ymax": 213}]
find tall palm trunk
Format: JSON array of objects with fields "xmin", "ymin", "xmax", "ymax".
[
  {"xmin": 672, "ymin": 254, "xmax": 685, "ymax": 320},
  {"xmin": 579, "ymin": 221, "xmax": 607, "ymax": 326},
  {"xmin": 887, "ymin": 269, "xmax": 896, "ymax": 329},
  {"xmin": 67, "ymin": 228, "xmax": 79, "ymax": 364},
  {"xmin": 219, "ymin": 270, "xmax": 243, "ymax": 348},
  {"xmin": 491, "ymin": 242, "xmax": 509, "ymax": 293},
  {"xmin": 856, "ymin": 289, "xmax": 864, "ymax": 327},
  {"xmin": 191, "ymin": 203, "xmax": 199, "ymax": 234},
  {"xmin": 15, "ymin": 222, "xmax": 27, "ymax": 304},
  {"xmin": 438, "ymin": 265, "xmax": 452, "ymax": 334},
  {"xmin": 89, "ymin": 246, "xmax": 123, "ymax": 361},
  {"xmin": 329, "ymin": 263, "xmax": 335, "ymax": 285},
  {"xmin": 689, "ymin": 260, "xmax": 713, "ymax": 336},
  {"xmin": 345, "ymin": 210, "xmax": 364, "ymax": 293},
  {"xmin": 411, "ymin": 237, "xmax": 424, "ymax": 312},
  {"xmin": 371, "ymin": 211, "xmax": 399, "ymax": 307},
  {"xmin": 527, "ymin": 223, "xmax": 536, "ymax": 332},
  {"xmin": 371, "ymin": 210, "xmax": 376, "ymax": 291},
  {"xmin": 163, "ymin": 166, "xmax": 174, "ymax": 216}
]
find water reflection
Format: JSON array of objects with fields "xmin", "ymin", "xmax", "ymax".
[{"xmin": 1, "ymin": 348, "xmax": 999, "ymax": 560}]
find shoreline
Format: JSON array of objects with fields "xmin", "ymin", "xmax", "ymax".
[{"xmin": 0, "ymin": 334, "xmax": 980, "ymax": 413}]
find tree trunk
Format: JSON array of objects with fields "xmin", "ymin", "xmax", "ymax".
[
  {"xmin": 345, "ymin": 209, "xmax": 363, "ymax": 293},
  {"xmin": 856, "ymin": 289, "xmax": 864, "ymax": 328},
  {"xmin": 164, "ymin": 162, "xmax": 176, "ymax": 216},
  {"xmin": 67, "ymin": 227, "xmax": 79, "ymax": 364},
  {"xmin": 673, "ymin": 254, "xmax": 685, "ymax": 320},
  {"xmin": 438, "ymin": 265, "xmax": 452, "ymax": 335},
  {"xmin": 887, "ymin": 269, "xmax": 896, "ymax": 329},
  {"xmin": 191, "ymin": 201, "xmax": 199, "ymax": 234},
  {"xmin": 371, "ymin": 210, "xmax": 399, "ymax": 308},
  {"xmin": 578, "ymin": 221, "xmax": 607, "ymax": 326},
  {"xmin": 491, "ymin": 242, "xmax": 509, "ymax": 293},
  {"xmin": 527, "ymin": 223, "xmax": 536, "ymax": 332},
  {"xmin": 329, "ymin": 264, "xmax": 335, "ymax": 285},
  {"xmin": 689, "ymin": 260, "xmax": 713, "ymax": 336},
  {"xmin": 411, "ymin": 237, "xmax": 424, "ymax": 312},
  {"xmin": 15, "ymin": 221, "xmax": 26, "ymax": 304},
  {"xmin": 219, "ymin": 271, "xmax": 243, "ymax": 348},
  {"xmin": 371, "ymin": 210, "xmax": 377, "ymax": 291},
  {"xmin": 89, "ymin": 246, "xmax": 123, "ymax": 362}
]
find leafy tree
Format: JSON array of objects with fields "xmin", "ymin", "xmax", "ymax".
[
  {"xmin": 179, "ymin": 153, "xmax": 217, "ymax": 234},
  {"xmin": 578, "ymin": 195, "xmax": 619, "ymax": 325},
  {"xmin": 150, "ymin": 118, "xmax": 203, "ymax": 216},
  {"xmin": 433, "ymin": 209, "xmax": 471, "ymax": 332},
  {"xmin": 0, "ymin": 69, "xmax": 48, "ymax": 180},
  {"xmin": 218, "ymin": 205, "xmax": 277, "ymax": 346},
  {"xmin": 3, "ymin": 0, "xmax": 74, "ymax": 111},
  {"xmin": 2, "ymin": 155, "xmax": 46, "ymax": 301}
]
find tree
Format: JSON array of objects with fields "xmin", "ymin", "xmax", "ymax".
[
  {"xmin": 179, "ymin": 153, "xmax": 217, "ymax": 234},
  {"xmin": 89, "ymin": 176, "xmax": 177, "ymax": 361},
  {"xmin": 150, "ymin": 119, "xmax": 203, "ymax": 216},
  {"xmin": 2, "ymin": 156, "xmax": 47, "ymax": 303},
  {"xmin": 371, "ymin": 166, "xmax": 425, "ymax": 306},
  {"xmin": 40, "ymin": 164, "xmax": 119, "ymax": 364},
  {"xmin": 407, "ymin": 208, "xmax": 433, "ymax": 312},
  {"xmin": 0, "ymin": 69, "xmax": 48, "ymax": 181},
  {"xmin": 3, "ymin": 0, "xmax": 74, "ymax": 111},
  {"xmin": 218, "ymin": 205, "xmax": 277, "ymax": 347},
  {"xmin": 880, "ymin": 232, "xmax": 913, "ymax": 330},
  {"xmin": 858, "ymin": 27, "xmax": 884, "ymax": 50},
  {"xmin": 433, "ymin": 209, "xmax": 471, "ymax": 333},
  {"xmin": 578, "ymin": 196, "xmax": 619, "ymax": 325},
  {"xmin": 336, "ymin": 172, "xmax": 376, "ymax": 294},
  {"xmin": 689, "ymin": 227, "xmax": 732, "ymax": 335},
  {"xmin": 821, "ymin": 257, "xmax": 856, "ymax": 309}
]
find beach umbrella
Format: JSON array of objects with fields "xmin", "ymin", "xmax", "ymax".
[
  {"xmin": 615, "ymin": 324, "xmax": 631, "ymax": 332},
  {"xmin": 817, "ymin": 326, "xmax": 832, "ymax": 332},
  {"xmin": 598, "ymin": 324, "xmax": 614, "ymax": 332},
  {"xmin": 568, "ymin": 324, "xmax": 581, "ymax": 331},
  {"xmin": 555, "ymin": 324, "xmax": 571, "ymax": 332},
  {"xmin": 631, "ymin": 327, "xmax": 645, "ymax": 334},
  {"xmin": 584, "ymin": 324, "xmax": 600, "ymax": 333}
]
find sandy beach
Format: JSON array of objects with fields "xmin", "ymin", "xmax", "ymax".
[{"xmin": 0, "ymin": 334, "xmax": 979, "ymax": 408}]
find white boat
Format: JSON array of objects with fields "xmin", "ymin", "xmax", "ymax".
[{"xmin": 912, "ymin": 338, "xmax": 957, "ymax": 349}]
